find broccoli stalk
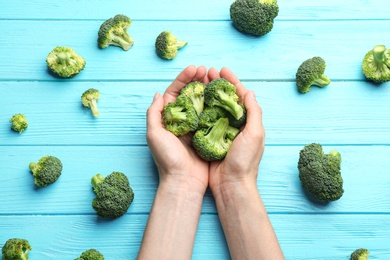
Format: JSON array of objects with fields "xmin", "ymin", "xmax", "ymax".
[
  {"xmin": 46, "ymin": 46, "xmax": 86, "ymax": 78},
  {"xmin": 98, "ymin": 14, "xmax": 134, "ymax": 51},
  {"xmin": 362, "ymin": 45, "xmax": 390, "ymax": 83},
  {"xmin": 81, "ymin": 88, "xmax": 100, "ymax": 117},
  {"xmin": 192, "ymin": 117, "xmax": 234, "ymax": 161},
  {"xmin": 2, "ymin": 238, "xmax": 32, "ymax": 260},
  {"xmin": 204, "ymin": 78, "xmax": 244, "ymax": 120}
]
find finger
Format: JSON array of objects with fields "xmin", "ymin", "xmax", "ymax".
[
  {"xmin": 146, "ymin": 92, "xmax": 165, "ymax": 133},
  {"xmin": 193, "ymin": 65, "xmax": 207, "ymax": 82},
  {"xmin": 164, "ymin": 65, "xmax": 197, "ymax": 104},
  {"xmin": 242, "ymin": 90, "xmax": 265, "ymax": 140},
  {"xmin": 219, "ymin": 67, "xmax": 248, "ymax": 99},
  {"xmin": 207, "ymin": 67, "xmax": 221, "ymax": 82}
]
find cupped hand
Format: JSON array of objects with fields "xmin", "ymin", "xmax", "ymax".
[
  {"xmin": 207, "ymin": 67, "xmax": 266, "ymax": 195},
  {"xmin": 146, "ymin": 65, "xmax": 210, "ymax": 194}
]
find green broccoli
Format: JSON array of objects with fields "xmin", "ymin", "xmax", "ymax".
[
  {"xmin": 163, "ymin": 95, "xmax": 199, "ymax": 136},
  {"xmin": 180, "ymin": 81, "xmax": 206, "ymax": 116},
  {"xmin": 2, "ymin": 238, "xmax": 32, "ymax": 260},
  {"xmin": 98, "ymin": 14, "xmax": 134, "ymax": 51},
  {"xmin": 296, "ymin": 56, "xmax": 331, "ymax": 94},
  {"xmin": 226, "ymin": 103, "xmax": 247, "ymax": 128},
  {"xmin": 192, "ymin": 117, "xmax": 236, "ymax": 161},
  {"xmin": 9, "ymin": 114, "xmax": 28, "ymax": 134},
  {"xmin": 75, "ymin": 249, "xmax": 104, "ymax": 260},
  {"xmin": 91, "ymin": 171, "xmax": 134, "ymax": 219},
  {"xmin": 155, "ymin": 31, "xmax": 187, "ymax": 60},
  {"xmin": 46, "ymin": 46, "xmax": 86, "ymax": 78},
  {"xmin": 204, "ymin": 78, "xmax": 244, "ymax": 120},
  {"xmin": 298, "ymin": 143, "xmax": 344, "ymax": 202},
  {"xmin": 350, "ymin": 248, "xmax": 369, "ymax": 260},
  {"xmin": 230, "ymin": 0, "xmax": 279, "ymax": 36},
  {"xmin": 81, "ymin": 88, "xmax": 100, "ymax": 117},
  {"xmin": 362, "ymin": 45, "xmax": 390, "ymax": 83},
  {"xmin": 198, "ymin": 106, "xmax": 228, "ymax": 128},
  {"xmin": 29, "ymin": 155, "xmax": 63, "ymax": 187}
]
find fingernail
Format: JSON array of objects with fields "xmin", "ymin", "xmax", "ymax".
[
  {"xmin": 249, "ymin": 90, "xmax": 257, "ymax": 100},
  {"xmin": 153, "ymin": 92, "xmax": 161, "ymax": 102}
]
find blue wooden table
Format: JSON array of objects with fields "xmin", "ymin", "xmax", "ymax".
[{"xmin": 1, "ymin": 1, "xmax": 389, "ymax": 259}]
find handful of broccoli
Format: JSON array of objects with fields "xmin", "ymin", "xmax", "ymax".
[
  {"xmin": 298, "ymin": 143, "xmax": 344, "ymax": 202},
  {"xmin": 163, "ymin": 78, "xmax": 246, "ymax": 161},
  {"xmin": 2, "ymin": 238, "xmax": 32, "ymax": 260},
  {"xmin": 75, "ymin": 248, "xmax": 104, "ymax": 260},
  {"xmin": 230, "ymin": 0, "xmax": 279, "ymax": 36},
  {"xmin": 9, "ymin": 114, "xmax": 28, "ymax": 134},
  {"xmin": 29, "ymin": 155, "xmax": 63, "ymax": 187},
  {"xmin": 91, "ymin": 171, "xmax": 134, "ymax": 219}
]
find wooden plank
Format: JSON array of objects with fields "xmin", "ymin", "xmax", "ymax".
[
  {"xmin": 0, "ymin": 20, "xmax": 390, "ymax": 81},
  {"xmin": 1, "ymin": 81, "xmax": 389, "ymax": 146},
  {"xmin": 1, "ymin": 0, "xmax": 390, "ymax": 20},
  {"xmin": 1, "ymin": 146, "xmax": 389, "ymax": 214},
  {"xmin": 0, "ymin": 214, "xmax": 388, "ymax": 259}
]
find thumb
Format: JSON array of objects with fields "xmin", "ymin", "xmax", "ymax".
[
  {"xmin": 242, "ymin": 90, "xmax": 265, "ymax": 139},
  {"xmin": 147, "ymin": 92, "xmax": 164, "ymax": 132}
]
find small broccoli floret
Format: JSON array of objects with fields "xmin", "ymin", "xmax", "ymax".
[
  {"xmin": 230, "ymin": 0, "xmax": 279, "ymax": 36},
  {"xmin": 198, "ymin": 106, "xmax": 228, "ymax": 128},
  {"xmin": 350, "ymin": 248, "xmax": 369, "ymax": 260},
  {"xmin": 98, "ymin": 14, "xmax": 134, "ymax": 51},
  {"xmin": 204, "ymin": 78, "xmax": 244, "ymax": 120},
  {"xmin": 9, "ymin": 114, "xmax": 28, "ymax": 134},
  {"xmin": 163, "ymin": 95, "xmax": 199, "ymax": 136},
  {"xmin": 91, "ymin": 171, "xmax": 134, "ymax": 219},
  {"xmin": 155, "ymin": 31, "xmax": 187, "ymax": 60},
  {"xmin": 192, "ymin": 117, "xmax": 234, "ymax": 161},
  {"xmin": 81, "ymin": 88, "xmax": 101, "ymax": 117},
  {"xmin": 180, "ymin": 81, "xmax": 206, "ymax": 116},
  {"xmin": 29, "ymin": 155, "xmax": 63, "ymax": 187},
  {"xmin": 46, "ymin": 46, "xmax": 86, "ymax": 78},
  {"xmin": 362, "ymin": 45, "xmax": 390, "ymax": 83},
  {"xmin": 298, "ymin": 143, "xmax": 344, "ymax": 202},
  {"xmin": 75, "ymin": 249, "xmax": 104, "ymax": 260},
  {"xmin": 226, "ymin": 103, "xmax": 247, "ymax": 128},
  {"xmin": 296, "ymin": 56, "xmax": 331, "ymax": 94},
  {"xmin": 2, "ymin": 238, "xmax": 32, "ymax": 260}
]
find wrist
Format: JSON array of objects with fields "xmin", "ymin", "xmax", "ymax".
[{"xmin": 158, "ymin": 173, "xmax": 207, "ymax": 201}]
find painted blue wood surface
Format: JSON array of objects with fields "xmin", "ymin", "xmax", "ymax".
[{"xmin": 1, "ymin": 0, "xmax": 390, "ymax": 259}]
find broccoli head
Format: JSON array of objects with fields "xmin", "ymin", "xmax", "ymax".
[
  {"xmin": 198, "ymin": 106, "xmax": 228, "ymax": 129},
  {"xmin": 350, "ymin": 248, "xmax": 369, "ymax": 260},
  {"xmin": 163, "ymin": 95, "xmax": 199, "ymax": 136},
  {"xmin": 91, "ymin": 171, "xmax": 134, "ymax": 219},
  {"xmin": 192, "ymin": 117, "xmax": 236, "ymax": 161},
  {"xmin": 29, "ymin": 155, "xmax": 63, "ymax": 187},
  {"xmin": 296, "ymin": 56, "xmax": 331, "ymax": 94},
  {"xmin": 98, "ymin": 14, "xmax": 134, "ymax": 51},
  {"xmin": 298, "ymin": 143, "xmax": 344, "ymax": 202},
  {"xmin": 155, "ymin": 31, "xmax": 187, "ymax": 60},
  {"xmin": 81, "ymin": 88, "xmax": 100, "ymax": 117},
  {"xmin": 362, "ymin": 45, "xmax": 390, "ymax": 83},
  {"xmin": 230, "ymin": 0, "xmax": 279, "ymax": 36},
  {"xmin": 204, "ymin": 78, "xmax": 244, "ymax": 120},
  {"xmin": 2, "ymin": 238, "xmax": 32, "ymax": 260},
  {"xmin": 46, "ymin": 46, "xmax": 86, "ymax": 78},
  {"xmin": 180, "ymin": 81, "xmax": 206, "ymax": 116},
  {"xmin": 9, "ymin": 114, "xmax": 28, "ymax": 134},
  {"xmin": 75, "ymin": 249, "xmax": 104, "ymax": 260}
]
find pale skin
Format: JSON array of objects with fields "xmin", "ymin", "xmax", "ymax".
[{"xmin": 138, "ymin": 65, "xmax": 284, "ymax": 260}]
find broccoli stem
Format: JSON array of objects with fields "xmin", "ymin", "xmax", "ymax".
[
  {"xmin": 372, "ymin": 45, "xmax": 387, "ymax": 69},
  {"xmin": 91, "ymin": 174, "xmax": 105, "ymax": 192},
  {"xmin": 329, "ymin": 150, "xmax": 341, "ymax": 161},
  {"xmin": 165, "ymin": 106, "xmax": 187, "ymax": 122},
  {"xmin": 111, "ymin": 34, "xmax": 134, "ymax": 51},
  {"xmin": 176, "ymin": 40, "xmax": 188, "ymax": 49},
  {"xmin": 29, "ymin": 162, "xmax": 37, "ymax": 172},
  {"xmin": 259, "ymin": 0, "xmax": 277, "ymax": 4},
  {"xmin": 90, "ymin": 99, "xmax": 100, "ymax": 116},
  {"xmin": 191, "ymin": 98, "xmax": 204, "ymax": 116},
  {"xmin": 216, "ymin": 90, "xmax": 243, "ymax": 120},
  {"xmin": 205, "ymin": 118, "xmax": 229, "ymax": 147},
  {"xmin": 312, "ymin": 75, "xmax": 331, "ymax": 88}
]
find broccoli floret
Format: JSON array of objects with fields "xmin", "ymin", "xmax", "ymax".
[
  {"xmin": 46, "ymin": 46, "xmax": 86, "ymax": 78},
  {"xmin": 204, "ymin": 78, "xmax": 244, "ymax": 120},
  {"xmin": 226, "ymin": 103, "xmax": 247, "ymax": 128},
  {"xmin": 98, "ymin": 14, "xmax": 134, "ymax": 51},
  {"xmin": 192, "ymin": 117, "xmax": 235, "ymax": 161},
  {"xmin": 362, "ymin": 45, "xmax": 390, "ymax": 83},
  {"xmin": 198, "ymin": 106, "xmax": 228, "ymax": 128},
  {"xmin": 230, "ymin": 0, "xmax": 279, "ymax": 36},
  {"xmin": 91, "ymin": 171, "xmax": 134, "ymax": 219},
  {"xmin": 180, "ymin": 81, "xmax": 206, "ymax": 116},
  {"xmin": 9, "ymin": 114, "xmax": 28, "ymax": 134},
  {"xmin": 81, "ymin": 88, "xmax": 100, "ymax": 117},
  {"xmin": 296, "ymin": 56, "xmax": 331, "ymax": 94},
  {"xmin": 29, "ymin": 155, "xmax": 63, "ymax": 187},
  {"xmin": 75, "ymin": 249, "xmax": 104, "ymax": 260},
  {"xmin": 350, "ymin": 248, "xmax": 369, "ymax": 260},
  {"xmin": 163, "ymin": 95, "xmax": 199, "ymax": 136},
  {"xmin": 155, "ymin": 31, "xmax": 187, "ymax": 60},
  {"xmin": 298, "ymin": 143, "xmax": 344, "ymax": 202},
  {"xmin": 2, "ymin": 238, "xmax": 32, "ymax": 260}
]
